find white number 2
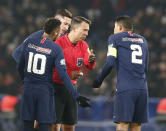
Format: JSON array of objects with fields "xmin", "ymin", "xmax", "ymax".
[
  {"xmin": 27, "ymin": 52, "xmax": 46, "ymax": 74},
  {"xmin": 130, "ymin": 44, "xmax": 142, "ymax": 64}
]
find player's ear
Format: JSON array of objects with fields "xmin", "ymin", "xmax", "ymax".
[
  {"xmin": 71, "ymin": 25, "xmax": 78, "ymax": 32},
  {"xmin": 72, "ymin": 26, "xmax": 76, "ymax": 32},
  {"xmin": 118, "ymin": 24, "xmax": 123, "ymax": 31},
  {"xmin": 54, "ymin": 28, "xmax": 60, "ymax": 35},
  {"xmin": 54, "ymin": 31, "xmax": 58, "ymax": 35}
]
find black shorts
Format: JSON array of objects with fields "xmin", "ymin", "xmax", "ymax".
[{"xmin": 53, "ymin": 83, "xmax": 78, "ymax": 125}]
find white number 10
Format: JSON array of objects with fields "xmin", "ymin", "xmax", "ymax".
[
  {"xmin": 27, "ymin": 52, "xmax": 46, "ymax": 74},
  {"xmin": 130, "ymin": 44, "xmax": 142, "ymax": 64}
]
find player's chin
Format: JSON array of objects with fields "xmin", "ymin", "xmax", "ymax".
[
  {"xmin": 81, "ymin": 37, "xmax": 86, "ymax": 41},
  {"xmin": 62, "ymin": 30, "xmax": 66, "ymax": 34}
]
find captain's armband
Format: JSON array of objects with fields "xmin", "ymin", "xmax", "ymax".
[{"xmin": 107, "ymin": 44, "xmax": 117, "ymax": 58}]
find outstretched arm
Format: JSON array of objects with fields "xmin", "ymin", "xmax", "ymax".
[
  {"xmin": 92, "ymin": 56, "xmax": 115, "ymax": 88},
  {"xmin": 93, "ymin": 35, "xmax": 117, "ymax": 88}
]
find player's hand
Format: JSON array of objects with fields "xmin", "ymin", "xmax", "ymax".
[
  {"xmin": 88, "ymin": 49, "xmax": 96, "ymax": 63},
  {"xmin": 92, "ymin": 79, "xmax": 102, "ymax": 88},
  {"xmin": 71, "ymin": 71, "xmax": 83, "ymax": 80},
  {"xmin": 76, "ymin": 96, "xmax": 91, "ymax": 108}
]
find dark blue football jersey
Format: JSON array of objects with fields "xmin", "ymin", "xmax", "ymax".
[
  {"xmin": 12, "ymin": 31, "xmax": 79, "ymax": 99},
  {"xmin": 97, "ymin": 32, "xmax": 149, "ymax": 93}
]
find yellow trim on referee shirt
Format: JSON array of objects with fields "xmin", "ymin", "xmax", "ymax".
[
  {"xmin": 107, "ymin": 45, "xmax": 117, "ymax": 58},
  {"xmin": 87, "ymin": 48, "xmax": 90, "ymax": 54}
]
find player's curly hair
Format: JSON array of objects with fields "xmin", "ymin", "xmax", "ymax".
[{"xmin": 43, "ymin": 18, "xmax": 61, "ymax": 34}]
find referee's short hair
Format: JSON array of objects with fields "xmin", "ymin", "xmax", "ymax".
[
  {"xmin": 44, "ymin": 18, "xmax": 61, "ymax": 34},
  {"xmin": 71, "ymin": 16, "xmax": 91, "ymax": 29}
]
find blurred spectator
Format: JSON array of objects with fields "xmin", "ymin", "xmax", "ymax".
[
  {"xmin": 156, "ymin": 98, "xmax": 166, "ymax": 125},
  {"xmin": 0, "ymin": 95, "xmax": 19, "ymax": 131},
  {"xmin": 0, "ymin": 95, "xmax": 18, "ymax": 112}
]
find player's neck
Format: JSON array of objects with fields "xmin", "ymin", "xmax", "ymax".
[
  {"xmin": 68, "ymin": 32, "xmax": 78, "ymax": 45},
  {"xmin": 43, "ymin": 32, "xmax": 53, "ymax": 41},
  {"xmin": 122, "ymin": 29, "xmax": 132, "ymax": 32}
]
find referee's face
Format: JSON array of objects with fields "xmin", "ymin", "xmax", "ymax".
[{"xmin": 75, "ymin": 22, "xmax": 89, "ymax": 41}]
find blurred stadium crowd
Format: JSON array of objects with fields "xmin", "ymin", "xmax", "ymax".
[
  {"xmin": 1, "ymin": 0, "xmax": 166, "ymax": 130},
  {"xmin": 0, "ymin": 0, "xmax": 166, "ymax": 98}
]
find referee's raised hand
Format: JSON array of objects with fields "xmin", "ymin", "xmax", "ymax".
[
  {"xmin": 76, "ymin": 96, "xmax": 91, "ymax": 108},
  {"xmin": 88, "ymin": 49, "xmax": 96, "ymax": 63}
]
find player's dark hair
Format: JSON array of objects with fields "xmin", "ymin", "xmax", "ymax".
[
  {"xmin": 55, "ymin": 9, "xmax": 72, "ymax": 19},
  {"xmin": 71, "ymin": 16, "xmax": 91, "ymax": 28},
  {"xmin": 115, "ymin": 15, "xmax": 133, "ymax": 31},
  {"xmin": 43, "ymin": 18, "xmax": 61, "ymax": 34}
]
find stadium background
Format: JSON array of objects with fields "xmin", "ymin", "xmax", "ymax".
[{"xmin": 0, "ymin": 0, "xmax": 166, "ymax": 130}]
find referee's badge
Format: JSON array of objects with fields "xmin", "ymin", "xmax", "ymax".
[{"xmin": 77, "ymin": 58, "xmax": 83, "ymax": 67}]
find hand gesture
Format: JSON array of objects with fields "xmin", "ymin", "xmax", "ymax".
[
  {"xmin": 92, "ymin": 79, "xmax": 102, "ymax": 88},
  {"xmin": 71, "ymin": 71, "xmax": 83, "ymax": 80},
  {"xmin": 88, "ymin": 49, "xmax": 96, "ymax": 63}
]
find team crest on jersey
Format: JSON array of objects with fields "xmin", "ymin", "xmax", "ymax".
[
  {"xmin": 60, "ymin": 59, "xmax": 66, "ymax": 65},
  {"xmin": 77, "ymin": 58, "xmax": 83, "ymax": 67}
]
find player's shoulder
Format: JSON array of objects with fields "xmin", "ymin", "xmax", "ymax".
[
  {"xmin": 133, "ymin": 33, "xmax": 148, "ymax": 46},
  {"xmin": 47, "ymin": 39, "xmax": 59, "ymax": 48},
  {"xmin": 26, "ymin": 30, "xmax": 44, "ymax": 44},
  {"xmin": 28, "ymin": 30, "xmax": 44, "ymax": 39},
  {"xmin": 108, "ymin": 33, "xmax": 121, "ymax": 41},
  {"xmin": 49, "ymin": 40, "xmax": 63, "ymax": 53},
  {"xmin": 111, "ymin": 32, "xmax": 146, "ymax": 42},
  {"xmin": 107, "ymin": 34, "xmax": 119, "ymax": 45},
  {"xmin": 133, "ymin": 33, "xmax": 144, "ymax": 39}
]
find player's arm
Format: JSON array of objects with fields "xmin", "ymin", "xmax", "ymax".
[
  {"xmin": 83, "ymin": 42, "xmax": 96, "ymax": 70},
  {"xmin": 12, "ymin": 40, "xmax": 27, "ymax": 80},
  {"xmin": 16, "ymin": 50, "xmax": 25, "ymax": 80},
  {"xmin": 12, "ymin": 39, "xmax": 27, "ymax": 63},
  {"xmin": 12, "ymin": 43, "xmax": 24, "ymax": 63},
  {"xmin": 54, "ymin": 48, "xmax": 79, "ymax": 99},
  {"xmin": 93, "ymin": 35, "xmax": 117, "ymax": 88},
  {"xmin": 145, "ymin": 40, "xmax": 149, "ymax": 73}
]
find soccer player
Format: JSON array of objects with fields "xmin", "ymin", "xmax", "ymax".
[
  {"xmin": 12, "ymin": 18, "xmax": 90, "ymax": 131},
  {"xmin": 54, "ymin": 9, "xmax": 72, "ymax": 35},
  {"xmin": 92, "ymin": 16, "xmax": 149, "ymax": 131},
  {"xmin": 34, "ymin": 9, "xmax": 73, "ymax": 130},
  {"xmin": 51, "ymin": 16, "xmax": 96, "ymax": 131}
]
